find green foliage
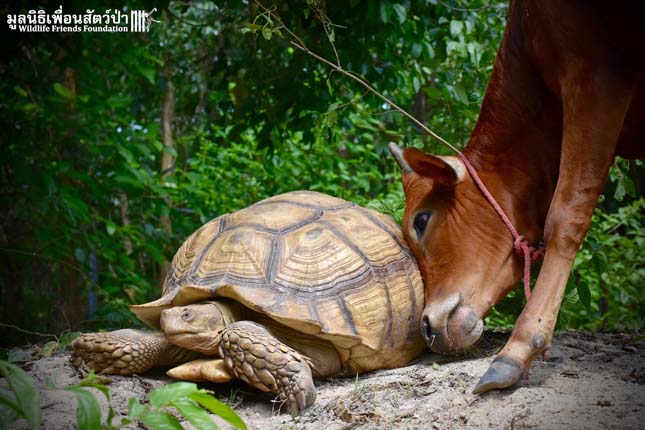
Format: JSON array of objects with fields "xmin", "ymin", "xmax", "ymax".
[
  {"xmin": 66, "ymin": 386, "xmax": 103, "ymax": 430},
  {"xmin": 559, "ymin": 197, "xmax": 644, "ymax": 330},
  {"xmin": 123, "ymin": 382, "xmax": 247, "ymax": 430},
  {"xmin": 0, "ymin": 361, "xmax": 41, "ymax": 430},
  {"xmin": 0, "ymin": 361, "xmax": 245, "ymax": 430},
  {"xmin": 486, "ymin": 190, "xmax": 644, "ymax": 331}
]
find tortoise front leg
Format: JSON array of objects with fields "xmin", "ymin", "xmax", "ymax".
[
  {"xmin": 70, "ymin": 329, "xmax": 202, "ymax": 375},
  {"xmin": 217, "ymin": 321, "xmax": 316, "ymax": 416}
]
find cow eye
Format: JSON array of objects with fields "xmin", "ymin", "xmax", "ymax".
[{"xmin": 413, "ymin": 211, "xmax": 432, "ymax": 238}]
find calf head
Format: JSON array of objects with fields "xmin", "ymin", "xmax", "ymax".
[{"xmin": 390, "ymin": 143, "xmax": 523, "ymax": 354}]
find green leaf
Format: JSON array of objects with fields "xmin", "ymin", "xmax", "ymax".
[
  {"xmin": 450, "ymin": 20, "xmax": 464, "ymax": 36},
  {"xmin": 53, "ymin": 82, "xmax": 73, "ymax": 99},
  {"xmin": 21, "ymin": 102, "xmax": 40, "ymax": 112},
  {"xmin": 58, "ymin": 332, "xmax": 81, "ymax": 350},
  {"xmin": 326, "ymin": 102, "xmax": 340, "ymax": 113},
  {"xmin": 424, "ymin": 41, "xmax": 435, "ymax": 59},
  {"xmin": 13, "ymin": 86, "xmax": 28, "ymax": 98},
  {"xmin": 140, "ymin": 410, "xmax": 184, "ymax": 430},
  {"xmin": 40, "ymin": 341, "xmax": 59, "ymax": 357},
  {"xmin": 0, "ymin": 387, "xmax": 20, "ymax": 410},
  {"xmin": 137, "ymin": 66, "xmax": 156, "ymax": 85},
  {"xmin": 0, "ymin": 361, "xmax": 41, "ymax": 430},
  {"xmin": 162, "ymin": 145, "xmax": 178, "ymax": 157},
  {"xmin": 392, "ymin": 3, "xmax": 406, "ymax": 24},
  {"xmin": 592, "ymin": 254, "xmax": 609, "ymax": 275},
  {"xmin": 411, "ymin": 43, "xmax": 422, "ymax": 58},
  {"xmin": 128, "ymin": 397, "xmax": 148, "ymax": 420},
  {"xmin": 0, "ymin": 387, "xmax": 20, "ymax": 426},
  {"xmin": 241, "ymin": 23, "xmax": 261, "ymax": 34},
  {"xmin": 190, "ymin": 391, "xmax": 247, "ymax": 429},
  {"xmin": 576, "ymin": 280, "xmax": 592, "ymax": 309},
  {"xmin": 106, "ymin": 221, "xmax": 116, "ymax": 236},
  {"xmin": 65, "ymin": 386, "xmax": 102, "ymax": 430},
  {"xmin": 412, "ymin": 76, "xmax": 421, "ymax": 93},
  {"xmin": 379, "ymin": 2, "xmax": 389, "ymax": 23},
  {"xmin": 76, "ymin": 381, "xmax": 114, "ymax": 425},
  {"xmin": 622, "ymin": 175, "xmax": 636, "ymax": 198},
  {"xmin": 74, "ymin": 248, "xmax": 86, "ymax": 263},
  {"xmin": 7, "ymin": 349, "xmax": 31, "ymax": 363},
  {"xmin": 0, "ymin": 399, "xmax": 19, "ymax": 428},
  {"xmin": 467, "ymin": 42, "xmax": 482, "ymax": 66},
  {"xmin": 454, "ymin": 85, "xmax": 468, "ymax": 104},
  {"xmin": 172, "ymin": 397, "xmax": 219, "ymax": 430},
  {"xmin": 107, "ymin": 95, "xmax": 133, "ymax": 107},
  {"xmin": 149, "ymin": 382, "xmax": 199, "ymax": 408},
  {"xmin": 261, "ymin": 25, "xmax": 272, "ymax": 40},
  {"xmin": 614, "ymin": 179, "xmax": 626, "ymax": 201}
]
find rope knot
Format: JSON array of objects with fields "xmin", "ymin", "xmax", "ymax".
[
  {"xmin": 514, "ymin": 235, "xmax": 545, "ymax": 262},
  {"xmin": 529, "ymin": 243, "xmax": 546, "ymax": 262},
  {"xmin": 513, "ymin": 235, "xmax": 528, "ymax": 255}
]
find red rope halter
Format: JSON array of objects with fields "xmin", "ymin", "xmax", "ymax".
[{"xmin": 456, "ymin": 153, "xmax": 545, "ymax": 300}]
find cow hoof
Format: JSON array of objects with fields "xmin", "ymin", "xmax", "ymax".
[{"xmin": 472, "ymin": 356, "xmax": 523, "ymax": 394}]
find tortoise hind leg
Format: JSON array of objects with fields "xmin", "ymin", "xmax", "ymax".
[
  {"xmin": 70, "ymin": 329, "xmax": 201, "ymax": 375},
  {"xmin": 217, "ymin": 321, "xmax": 316, "ymax": 416}
]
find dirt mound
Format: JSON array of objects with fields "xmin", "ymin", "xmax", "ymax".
[{"xmin": 10, "ymin": 330, "xmax": 645, "ymax": 429}]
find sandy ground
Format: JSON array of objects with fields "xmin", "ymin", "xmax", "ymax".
[{"xmin": 9, "ymin": 330, "xmax": 645, "ymax": 430}]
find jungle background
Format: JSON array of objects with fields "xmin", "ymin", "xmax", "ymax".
[{"xmin": 0, "ymin": 0, "xmax": 642, "ymax": 350}]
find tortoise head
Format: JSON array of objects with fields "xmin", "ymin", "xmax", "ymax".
[{"xmin": 160, "ymin": 301, "xmax": 239, "ymax": 354}]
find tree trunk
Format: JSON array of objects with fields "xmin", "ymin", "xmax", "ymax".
[
  {"xmin": 159, "ymin": 78, "xmax": 175, "ymax": 283},
  {"xmin": 118, "ymin": 191, "xmax": 133, "ymax": 255},
  {"xmin": 59, "ymin": 67, "xmax": 83, "ymax": 328},
  {"xmin": 412, "ymin": 87, "xmax": 427, "ymax": 125},
  {"xmin": 60, "ymin": 261, "xmax": 83, "ymax": 328}
]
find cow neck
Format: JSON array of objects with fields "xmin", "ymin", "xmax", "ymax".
[{"xmin": 459, "ymin": 4, "xmax": 562, "ymax": 251}]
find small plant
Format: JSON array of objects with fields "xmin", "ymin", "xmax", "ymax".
[
  {"xmin": 351, "ymin": 373, "xmax": 363, "ymax": 400},
  {"xmin": 0, "ymin": 360, "xmax": 246, "ymax": 430},
  {"xmin": 125, "ymin": 382, "xmax": 246, "ymax": 430},
  {"xmin": 0, "ymin": 360, "xmax": 41, "ymax": 430}
]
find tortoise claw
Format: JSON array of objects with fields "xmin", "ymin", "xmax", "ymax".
[{"xmin": 473, "ymin": 356, "xmax": 523, "ymax": 394}]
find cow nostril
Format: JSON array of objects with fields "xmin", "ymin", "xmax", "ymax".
[{"xmin": 422, "ymin": 315, "xmax": 433, "ymax": 344}]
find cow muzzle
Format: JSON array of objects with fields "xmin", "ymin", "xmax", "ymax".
[{"xmin": 421, "ymin": 293, "xmax": 484, "ymax": 353}]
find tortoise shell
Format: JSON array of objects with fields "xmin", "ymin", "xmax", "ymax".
[{"xmin": 132, "ymin": 191, "xmax": 424, "ymax": 369}]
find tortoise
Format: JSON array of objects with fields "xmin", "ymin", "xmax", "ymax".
[{"xmin": 70, "ymin": 191, "xmax": 424, "ymax": 415}]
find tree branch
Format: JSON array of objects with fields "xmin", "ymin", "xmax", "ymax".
[{"xmin": 254, "ymin": 1, "xmax": 460, "ymax": 154}]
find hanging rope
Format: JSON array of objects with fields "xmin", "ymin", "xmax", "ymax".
[{"xmin": 456, "ymin": 153, "xmax": 545, "ymax": 299}]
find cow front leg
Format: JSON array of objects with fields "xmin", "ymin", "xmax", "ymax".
[{"xmin": 474, "ymin": 68, "xmax": 635, "ymax": 394}]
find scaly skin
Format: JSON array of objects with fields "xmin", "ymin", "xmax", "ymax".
[
  {"xmin": 71, "ymin": 303, "xmax": 319, "ymax": 416},
  {"xmin": 69, "ymin": 329, "xmax": 202, "ymax": 375},
  {"xmin": 217, "ymin": 321, "xmax": 316, "ymax": 416}
]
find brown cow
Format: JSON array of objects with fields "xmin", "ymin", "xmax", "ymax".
[{"xmin": 391, "ymin": 0, "xmax": 644, "ymax": 393}]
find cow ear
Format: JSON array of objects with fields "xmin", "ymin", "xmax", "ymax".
[
  {"xmin": 403, "ymin": 147, "xmax": 466, "ymax": 185},
  {"xmin": 389, "ymin": 142, "xmax": 466, "ymax": 185},
  {"xmin": 390, "ymin": 142, "xmax": 466, "ymax": 185}
]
